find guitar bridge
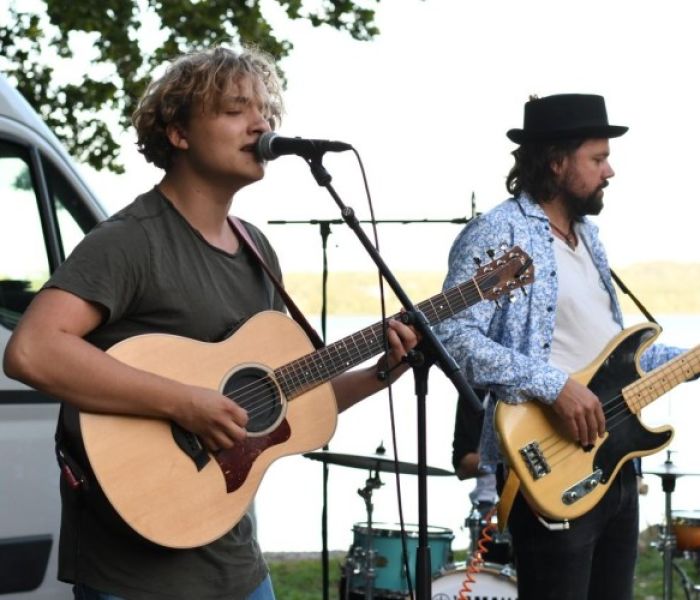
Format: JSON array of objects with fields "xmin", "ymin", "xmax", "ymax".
[
  {"xmin": 562, "ymin": 469, "xmax": 603, "ymax": 505},
  {"xmin": 519, "ymin": 442, "xmax": 551, "ymax": 479}
]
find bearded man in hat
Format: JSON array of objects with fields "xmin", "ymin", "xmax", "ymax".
[{"xmin": 434, "ymin": 93, "xmax": 687, "ymax": 599}]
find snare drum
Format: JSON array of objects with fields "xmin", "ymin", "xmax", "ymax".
[
  {"xmin": 672, "ymin": 510, "xmax": 700, "ymax": 551},
  {"xmin": 431, "ymin": 562, "xmax": 518, "ymax": 600},
  {"xmin": 345, "ymin": 522, "xmax": 454, "ymax": 596}
]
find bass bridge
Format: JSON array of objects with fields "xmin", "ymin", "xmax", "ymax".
[{"xmin": 519, "ymin": 441, "xmax": 551, "ymax": 479}]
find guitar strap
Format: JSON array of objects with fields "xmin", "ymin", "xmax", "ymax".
[
  {"xmin": 228, "ymin": 216, "xmax": 325, "ymax": 350},
  {"xmin": 496, "ymin": 268, "xmax": 658, "ymax": 532},
  {"xmin": 610, "ymin": 269, "xmax": 658, "ymax": 324}
]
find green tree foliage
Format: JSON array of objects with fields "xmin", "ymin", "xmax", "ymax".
[{"xmin": 0, "ymin": 0, "xmax": 382, "ymax": 173}]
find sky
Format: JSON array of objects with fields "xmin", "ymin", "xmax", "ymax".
[{"xmin": 83, "ymin": 0, "xmax": 700, "ymax": 279}]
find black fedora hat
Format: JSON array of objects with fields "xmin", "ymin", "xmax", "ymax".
[{"xmin": 507, "ymin": 94, "xmax": 628, "ymax": 144}]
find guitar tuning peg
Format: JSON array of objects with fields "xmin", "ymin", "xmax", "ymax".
[
  {"xmin": 521, "ymin": 288, "xmax": 528, "ymax": 297},
  {"xmin": 473, "ymin": 256, "xmax": 482, "ymax": 267},
  {"xmin": 494, "ymin": 299, "xmax": 502, "ymax": 309},
  {"xmin": 508, "ymin": 292, "xmax": 517, "ymax": 303},
  {"xmin": 486, "ymin": 249, "xmax": 496, "ymax": 259},
  {"xmin": 499, "ymin": 243, "xmax": 509, "ymax": 253}
]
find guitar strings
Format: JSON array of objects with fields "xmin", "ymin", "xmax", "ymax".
[
  {"xmin": 531, "ymin": 352, "xmax": 699, "ymax": 472},
  {"xmin": 532, "ymin": 393, "xmax": 629, "ymax": 469},
  {"xmin": 535, "ymin": 390, "xmax": 658, "ymax": 468},
  {"xmin": 523, "ymin": 354, "xmax": 691, "ymax": 464},
  {"xmin": 223, "ymin": 282, "xmax": 489, "ymax": 420},
  {"xmin": 530, "ymin": 395, "xmax": 636, "ymax": 472},
  {"xmin": 214, "ymin": 264, "xmax": 525, "ymax": 422}
]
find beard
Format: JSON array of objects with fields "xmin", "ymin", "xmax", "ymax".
[{"xmin": 561, "ymin": 178, "xmax": 608, "ymax": 218}]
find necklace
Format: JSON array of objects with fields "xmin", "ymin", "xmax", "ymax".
[{"xmin": 549, "ymin": 220, "xmax": 577, "ymax": 250}]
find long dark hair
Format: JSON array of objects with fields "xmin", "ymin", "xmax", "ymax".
[{"xmin": 506, "ymin": 138, "xmax": 585, "ymax": 202}]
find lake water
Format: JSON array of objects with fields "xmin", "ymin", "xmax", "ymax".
[{"xmin": 254, "ymin": 313, "xmax": 700, "ymax": 554}]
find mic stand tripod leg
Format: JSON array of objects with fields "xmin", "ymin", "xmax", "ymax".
[{"xmin": 408, "ymin": 346, "xmax": 434, "ymax": 600}]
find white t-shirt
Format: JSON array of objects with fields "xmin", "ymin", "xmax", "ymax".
[{"xmin": 549, "ymin": 230, "xmax": 621, "ymax": 374}]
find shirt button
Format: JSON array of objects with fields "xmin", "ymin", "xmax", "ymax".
[
  {"xmin": 547, "ymin": 306, "xmax": 554, "ymax": 312},
  {"xmin": 543, "ymin": 343, "xmax": 550, "ymax": 349},
  {"xmin": 549, "ymin": 237, "xmax": 554, "ymax": 243},
  {"xmin": 550, "ymin": 270, "xmax": 556, "ymax": 277}
]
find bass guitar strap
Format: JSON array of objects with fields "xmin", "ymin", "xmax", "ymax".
[{"xmin": 610, "ymin": 269, "xmax": 658, "ymax": 325}]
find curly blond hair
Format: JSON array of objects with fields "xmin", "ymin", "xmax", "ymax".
[{"xmin": 133, "ymin": 46, "xmax": 284, "ymax": 170}]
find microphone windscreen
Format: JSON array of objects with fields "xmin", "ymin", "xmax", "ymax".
[{"xmin": 255, "ymin": 132, "xmax": 278, "ymax": 161}]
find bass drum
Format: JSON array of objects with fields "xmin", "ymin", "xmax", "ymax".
[{"xmin": 431, "ymin": 562, "xmax": 518, "ymax": 600}]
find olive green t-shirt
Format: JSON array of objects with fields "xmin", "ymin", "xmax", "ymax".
[{"xmin": 48, "ymin": 188, "xmax": 284, "ymax": 599}]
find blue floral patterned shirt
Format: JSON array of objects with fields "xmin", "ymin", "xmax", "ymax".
[{"xmin": 434, "ymin": 193, "xmax": 684, "ymax": 468}]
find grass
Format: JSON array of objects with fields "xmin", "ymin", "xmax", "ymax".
[
  {"xmin": 266, "ymin": 527, "xmax": 700, "ymax": 599},
  {"xmin": 268, "ymin": 557, "xmax": 343, "ymax": 600}
]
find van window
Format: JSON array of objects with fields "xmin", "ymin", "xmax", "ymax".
[
  {"xmin": 0, "ymin": 140, "xmax": 95, "ymax": 330},
  {"xmin": 42, "ymin": 156, "xmax": 97, "ymax": 259},
  {"xmin": 0, "ymin": 140, "xmax": 47, "ymax": 329}
]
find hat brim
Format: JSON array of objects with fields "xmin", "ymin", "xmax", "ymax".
[{"xmin": 507, "ymin": 125, "xmax": 628, "ymax": 144}]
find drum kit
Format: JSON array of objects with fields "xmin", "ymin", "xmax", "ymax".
[
  {"xmin": 304, "ymin": 447, "xmax": 518, "ymax": 599},
  {"xmin": 644, "ymin": 451, "xmax": 700, "ymax": 600}
]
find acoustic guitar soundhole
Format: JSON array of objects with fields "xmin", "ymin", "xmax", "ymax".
[{"xmin": 222, "ymin": 367, "xmax": 283, "ymax": 434}]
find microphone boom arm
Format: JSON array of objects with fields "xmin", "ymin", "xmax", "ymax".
[{"xmin": 303, "ymin": 156, "xmax": 482, "ymax": 413}]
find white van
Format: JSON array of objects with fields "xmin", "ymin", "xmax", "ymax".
[{"xmin": 0, "ymin": 74, "xmax": 107, "ymax": 598}]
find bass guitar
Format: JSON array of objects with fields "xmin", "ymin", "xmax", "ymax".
[
  {"xmin": 495, "ymin": 322, "xmax": 699, "ymax": 522},
  {"xmin": 80, "ymin": 246, "xmax": 533, "ymax": 548}
]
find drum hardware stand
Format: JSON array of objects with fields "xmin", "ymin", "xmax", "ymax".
[
  {"xmin": 339, "ymin": 470, "xmax": 383, "ymax": 600},
  {"xmin": 466, "ymin": 501, "xmax": 496, "ymax": 557},
  {"xmin": 662, "ymin": 459, "xmax": 677, "ymax": 600},
  {"xmin": 650, "ymin": 450, "xmax": 700, "ymax": 600},
  {"xmin": 356, "ymin": 471, "xmax": 384, "ymax": 600}
]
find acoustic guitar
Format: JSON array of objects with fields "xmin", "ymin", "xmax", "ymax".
[
  {"xmin": 80, "ymin": 246, "xmax": 533, "ymax": 548},
  {"xmin": 496, "ymin": 322, "xmax": 699, "ymax": 522}
]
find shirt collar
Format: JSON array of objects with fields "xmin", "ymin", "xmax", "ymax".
[
  {"xmin": 513, "ymin": 193, "xmax": 549, "ymax": 221},
  {"xmin": 513, "ymin": 192, "xmax": 596, "ymax": 234}
]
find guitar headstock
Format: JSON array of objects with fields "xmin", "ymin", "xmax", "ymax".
[{"xmin": 475, "ymin": 246, "xmax": 534, "ymax": 302}]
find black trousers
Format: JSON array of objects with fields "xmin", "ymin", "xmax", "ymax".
[{"xmin": 507, "ymin": 461, "xmax": 639, "ymax": 600}]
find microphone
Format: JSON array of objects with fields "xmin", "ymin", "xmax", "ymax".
[{"xmin": 255, "ymin": 132, "xmax": 352, "ymax": 161}]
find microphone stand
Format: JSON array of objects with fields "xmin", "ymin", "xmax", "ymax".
[
  {"xmin": 318, "ymin": 221, "xmax": 331, "ymax": 600},
  {"xmin": 299, "ymin": 153, "xmax": 483, "ymax": 599},
  {"xmin": 277, "ymin": 219, "xmax": 334, "ymax": 600},
  {"xmin": 269, "ymin": 204, "xmax": 476, "ymax": 600}
]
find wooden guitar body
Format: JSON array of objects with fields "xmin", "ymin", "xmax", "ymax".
[
  {"xmin": 496, "ymin": 323, "xmax": 698, "ymax": 521},
  {"xmin": 81, "ymin": 312, "xmax": 336, "ymax": 548}
]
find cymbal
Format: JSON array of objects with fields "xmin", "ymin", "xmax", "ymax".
[
  {"xmin": 643, "ymin": 463, "xmax": 700, "ymax": 478},
  {"xmin": 303, "ymin": 450, "xmax": 454, "ymax": 476}
]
